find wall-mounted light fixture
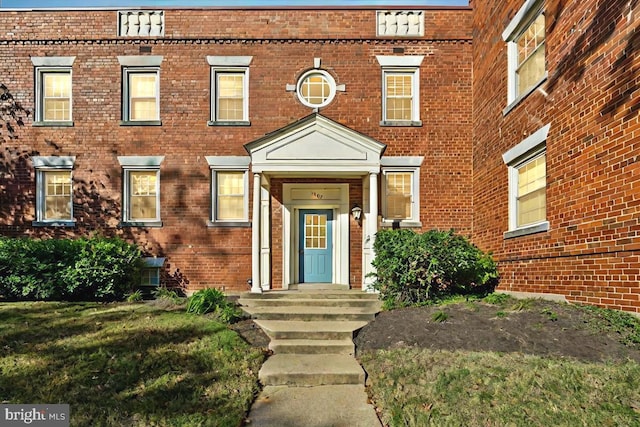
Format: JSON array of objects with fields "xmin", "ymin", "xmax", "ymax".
[{"xmin": 351, "ymin": 204, "xmax": 362, "ymax": 221}]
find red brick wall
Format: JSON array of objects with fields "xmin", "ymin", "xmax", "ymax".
[
  {"xmin": 0, "ymin": 7, "xmax": 473, "ymax": 292},
  {"xmin": 472, "ymin": 0, "xmax": 640, "ymax": 312}
]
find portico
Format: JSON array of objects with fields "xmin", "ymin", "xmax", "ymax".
[{"xmin": 244, "ymin": 114, "xmax": 386, "ymax": 292}]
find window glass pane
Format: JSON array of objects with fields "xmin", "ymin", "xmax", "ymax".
[
  {"xmin": 304, "ymin": 214, "xmax": 328, "ymax": 249},
  {"xmin": 299, "ymin": 73, "xmax": 332, "ymax": 106},
  {"xmin": 385, "ymin": 172, "xmax": 412, "ymax": 219},
  {"xmin": 217, "ymin": 74, "xmax": 245, "ymax": 121},
  {"xmin": 129, "ymin": 171, "xmax": 158, "ymax": 220},
  {"xmin": 516, "ymin": 13, "xmax": 545, "ymax": 95},
  {"xmin": 129, "ymin": 73, "xmax": 158, "ymax": 120},
  {"xmin": 385, "ymin": 73, "xmax": 413, "ymax": 121},
  {"xmin": 217, "ymin": 171, "xmax": 244, "ymax": 220},
  {"xmin": 42, "ymin": 72, "xmax": 71, "ymax": 121},
  {"xmin": 141, "ymin": 268, "xmax": 160, "ymax": 286},
  {"xmin": 43, "ymin": 171, "xmax": 72, "ymax": 220},
  {"xmin": 517, "ymin": 154, "xmax": 546, "ymax": 226}
]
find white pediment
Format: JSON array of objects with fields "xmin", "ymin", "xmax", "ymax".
[{"xmin": 245, "ymin": 114, "xmax": 386, "ymax": 174}]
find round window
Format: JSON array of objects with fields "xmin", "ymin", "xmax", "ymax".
[{"xmin": 297, "ymin": 70, "xmax": 336, "ymax": 108}]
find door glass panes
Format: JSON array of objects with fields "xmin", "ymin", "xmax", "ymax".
[
  {"xmin": 130, "ymin": 171, "xmax": 158, "ymax": 220},
  {"xmin": 44, "ymin": 171, "xmax": 72, "ymax": 220},
  {"xmin": 217, "ymin": 171, "xmax": 244, "ymax": 220},
  {"xmin": 217, "ymin": 74, "xmax": 245, "ymax": 121},
  {"xmin": 385, "ymin": 73, "xmax": 413, "ymax": 121},
  {"xmin": 130, "ymin": 73, "xmax": 158, "ymax": 120},
  {"xmin": 42, "ymin": 72, "xmax": 71, "ymax": 121},
  {"xmin": 305, "ymin": 214, "xmax": 327, "ymax": 249},
  {"xmin": 517, "ymin": 153, "xmax": 546, "ymax": 227},
  {"xmin": 516, "ymin": 13, "xmax": 545, "ymax": 96},
  {"xmin": 385, "ymin": 172, "xmax": 412, "ymax": 219}
]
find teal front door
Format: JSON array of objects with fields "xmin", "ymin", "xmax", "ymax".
[{"xmin": 299, "ymin": 209, "xmax": 333, "ymax": 283}]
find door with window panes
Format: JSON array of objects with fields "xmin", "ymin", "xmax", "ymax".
[{"xmin": 299, "ymin": 209, "xmax": 333, "ymax": 283}]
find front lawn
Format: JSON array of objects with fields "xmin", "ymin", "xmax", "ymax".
[{"xmin": 0, "ymin": 302, "xmax": 266, "ymax": 427}]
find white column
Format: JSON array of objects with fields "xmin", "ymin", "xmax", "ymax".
[
  {"xmin": 364, "ymin": 172, "xmax": 379, "ymax": 292},
  {"xmin": 251, "ymin": 173, "xmax": 262, "ymax": 293}
]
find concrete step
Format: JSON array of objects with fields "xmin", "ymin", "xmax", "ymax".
[
  {"xmin": 254, "ymin": 320, "xmax": 368, "ymax": 340},
  {"xmin": 239, "ymin": 297, "xmax": 382, "ymax": 309},
  {"xmin": 242, "ymin": 305, "xmax": 378, "ymax": 321},
  {"xmin": 240, "ymin": 290, "xmax": 380, "ymax": 300},
  {"xmin": 269, "ymin": 339, "xmax": 355, "ymax": 354},
  {"xmin": 259, "ymin": 354, "xmax": 365, "ymax": 386}
]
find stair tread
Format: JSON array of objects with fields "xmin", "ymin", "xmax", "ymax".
[
  {"xmin": 260, "ymin": 354, "xmax": 363, "ymax": 375},
  {"xmin": 244, "ymin": 306, "xmax": 378, "ymax": 313},
  {"xmin": 254, "ymin": 320, "xmax": 368, "ymax": 332}
]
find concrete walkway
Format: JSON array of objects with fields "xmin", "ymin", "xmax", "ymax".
[
  {"xmin": 246, "ymin": 385, "xmax": 381, "ymax": 426},
  {"xmin": 239, "ymin": 289, "xmax": 383, "ymax": 426}
]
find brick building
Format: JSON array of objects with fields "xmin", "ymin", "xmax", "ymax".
[
  {"xmin": 473, "ymin": 0, "xmax": 640, "ymax": 313},
  {"xmin": 1, "ymin": 1, "xmax": 639, "ymax": 313}
]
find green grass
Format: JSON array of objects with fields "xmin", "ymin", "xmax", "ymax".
[
  {"xmin": 359, "ymin": 348, "xmax": 640, "ymax": 427},
  {"xmin": 0, "ymin": 302, "xmax": 266, "ymax": 427}
]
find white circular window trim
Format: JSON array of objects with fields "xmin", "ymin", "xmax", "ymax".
[{"xmin": 296, "ymin": 69, "xmax": 337, "ymax": 109}]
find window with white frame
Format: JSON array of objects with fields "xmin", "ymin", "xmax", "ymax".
[
  {"xmin": 207, "ymin": 56, "xmax": 252, "ymax": 125},
  {"xmin": 296, "ymin": 69, "xmax": 336, "ymax": 109},
  {"xmin": 118, "ymin": 56, "xmax": 163, "ymax": 125},
  {"xmin": 376, "ymin": 56, "xmax": 423, "ymax": 126},
  {"xmin": 503, "ymin": 0, "xmax": 546, "ymax": 108},
  {"xmin": 381, "ymin": 157, "xmax": 423, "ymax": 226},
  {"xmin": 31, "ymin": 57, "xmax": 75, "ymax": 125},
  {"xmin": 32, "ymin": 156, "xmax": 75, "ymax": 226},
  {"xmin": 206, "ymin": 156, "xmax": 250, "ymax": 225},
  {"xmin": 503, "ymin": 124, "xmax": 550, "ymax": 238},
  {"xmin": 118, "ymin": 156, "xmax": 164, "ymax": 226}
]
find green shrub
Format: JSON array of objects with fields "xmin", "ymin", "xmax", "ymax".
[
  {"xmin": 186, "ymin": 288, "xmax": 242, "ymax": 323},
  {"xmin": 371, "ymin": 229, "xmax": 499, "ymax": 307},
  {"xmin": 0, "ymin": 235, "xmax": 141, "ymax": 301}
]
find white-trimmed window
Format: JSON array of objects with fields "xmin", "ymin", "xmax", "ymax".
[
  {"xmin": 118, "ymin": 56, "xmax": 163, "ymax": 125},
  {"xmin": 206, "ymin": 156, "xmax": 250, "ymax": 226},
  {"xmin": 503, "ymin": 0, "xmax": 546, "ymax": 109},
  {"xmin": 297, "ymin": 69, "xmax": 336, "ymax": 109},
  {"xmin": 32, "ymin": 156, "xmax": 75, "ymax": 226},
  {"xmin": 380, "ymin": 157, "xmax": 423, "ymax": 226},
  {"xmin": 503, "ymin": 124, "xmax": 550, "ymax": 238},
  {"xmin": 376, "ymin": 56, "xmax": 423, "ymax": 126},
  {"xmin": 31, "ymin": 57, "xmax": 75, "ymax": 125},
  {"xmin": 118, "ymin": 156, "xmax": 164, "ymax": 227},
  {"xmin": 207, "ymin": 56, "xmax": 252, "ymax": 125}
]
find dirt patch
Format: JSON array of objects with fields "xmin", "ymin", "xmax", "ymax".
[
  {"xmin": 230, "ymin": 319, "xmax": 271, "ymax": 350},
  {"xmin": 354, "ymin": 299, "xmax": 640, "ymax": 363}
]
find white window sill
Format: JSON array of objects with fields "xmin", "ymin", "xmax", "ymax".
[
  {"xmin": 32, "ymin": 220, "xmax": 76, "ymax": 227},
  {"xmin": 208, "ymin": 120, "xmax": 251, "ymax": 127},
  {"xmin": 207, "ymin": 220, "xmax": 251, "ymax": 228},
  {"xmin": 503, "ymin": 73, "xmax": 548, "ymax": 116},
  {"xmin": 119, "ymin": 221, "xmax": 163, "ymax": 228},
  {"xmin": 380, "ymin": 220, "xmax": 423, "ymax": 229},
  {"xmin": 504, "ymin": 221, "xmax": 549, "ymax": 239},
  {"xmin": 33, "ymin": 121, "xmax": 74, "ymax": 127},
  {"xmin": 120, "ymin": 120, "xmax": 162, "ymax": 126},
  {"xmin": 380, "ymin": 120, "xmax": 422, "ymax": 127}
]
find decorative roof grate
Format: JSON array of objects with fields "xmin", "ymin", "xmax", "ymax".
[
  {"xmin": 118, "ymin": 11, "xmax": 164, "ymax": 37},
  {"xmin": 377, "ymin": 11, "xmax": 424, "ymax": 37}
]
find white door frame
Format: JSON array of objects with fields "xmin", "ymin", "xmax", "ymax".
[{"xmin": 282, "ymin": 183, "xmax": 349, "ymax": 289}]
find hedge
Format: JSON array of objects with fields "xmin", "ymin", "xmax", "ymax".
[
  {"xmin": 0, "ymin": 235, "xmax": 142, "ymax": 301},
  {"xmin": 371, "ymin": 229, "xmax": 499, "ymax": 307}
]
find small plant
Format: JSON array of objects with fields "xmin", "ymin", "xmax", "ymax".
[
  {"xmin": 483, "ymin": 292, "xmax": 511, "ymax": 306},
  {"xmin": 126, "ymin": 290, "xmax": 143, "ymax": 303},
  {"xmin": 496, "ymin": 310, "xmax": 507, "ymax": 318},
  {"xmin": 153, "ymin": 286, "xmax": 185, "ymax": 304},
  {"xmin": 511, "ymin": 299, "xmax": 534, "ymax": 311},
  {"xmin": 432, "ymin": 311, "xmax": 449, "ymax": 323},
  {"xmin": 541, "ymin": 308, "xmax": 558, "ymax": 321},
  {"xmin": 580, "ymin": 305, "xmax": 640, "ymax": 346},
  {"xmin": 186, "ymin": 288, "xmax": 242, "ymax": 323}
]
